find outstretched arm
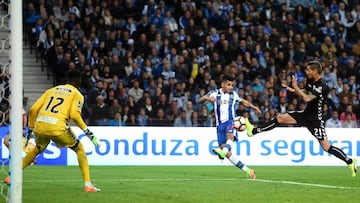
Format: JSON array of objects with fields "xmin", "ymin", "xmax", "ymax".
[
  {"xmin": 241, "ymin": 99, "xmax": 261, "ymax": 115},
  {"xmin": 198, "ymin": 95, "xmax": 216, "ymax": 103},
  {"xmin": 285, "ymin": 75, "xmax": 315, "ymax": 103}
]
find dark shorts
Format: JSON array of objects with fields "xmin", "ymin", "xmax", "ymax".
[{"xmin": 288, "ymin": 111, "xmax": 327, "ymax": 141}]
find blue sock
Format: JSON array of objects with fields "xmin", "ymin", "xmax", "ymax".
[{"xmin": 236, "ymin": 160, "xmax": 244, "ymax": 169}]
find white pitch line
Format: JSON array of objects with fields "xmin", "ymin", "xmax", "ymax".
[
  {"xmin": 23, "ymin": 178, "xmax": 244, "ymax": 183},
  {"xmin": 247, "ymin": 179, "xmax": 360, "ymax": 190},
  {"xmin": 23, "ymin": 178, "xmax": 360, "ymax": 190}
]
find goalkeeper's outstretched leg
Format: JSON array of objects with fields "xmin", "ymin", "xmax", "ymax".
[{"xmin": 3, "ymin": 143, "xmax": 42, "ymax": 185}]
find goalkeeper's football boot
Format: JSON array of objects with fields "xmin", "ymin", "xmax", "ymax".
[
  {"xmin": 246, "ymin": 168, "xmax": 256, "ymax": 179},
  {"xmin": 85, "ymin": 185, "xmax": 101, "ymax": 192},
  {"xmin": 244, "ymin": 118, "xmax": 255, "ymax": 137},
  {"xmin": 212, "ymin": 148, "xmax": 226, "ymax": 160},
  {"xmin": 348, "ymin": 158, "xmax": 357, "ymax": 177},
  {"xmin": 3, "ymin": 176, "xmax": 9, "ymax": 185}
]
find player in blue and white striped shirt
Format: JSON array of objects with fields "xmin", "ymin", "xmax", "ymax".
[{"xmin": 198, "ymin": 74, "xmax": 261, "ymax": 179}]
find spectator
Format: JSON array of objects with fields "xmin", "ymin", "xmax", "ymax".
[
  {"xmin": 179, "ymin": 9, "xmax": 191, "ymax": 29},
  {"xmin": 163, "ymin": 10, "xmax": 178, "ymax": 32},
  {"xmin": 137, "ymin": 107, "xmax": 149, "ymax": 126},
  {"xmin": 142, "ymin": 0, "xmax": 157, "ymax": 18},
  {"xmin": 165, "ymin": 100, "xmax": 180, "ymax": 124},
  {"xmin": 105, "ymin": 89, "xmax": 116, "ymax": 106},
  {"xmin": 151, "ymin": 108, "xmax": 170, "ymax": 126},
  {"xmin": 174, "ymin": 110, "xmax": 192, "ymax": 127},
  {"xmin": 191, "ymin": 111, "xmax": 200, "ymax": 127},
  {"xmin": 108, "ymin": 111, "xmax": 124, "ymax": 126},
  {"xmin": 342, "ymin": 112, "xmax": 358, "ymax": 128},
  {"xmin": 90, "ymin": 95, "xmax": 111, "ymax": 125},
  {"xmin": 320, "ymin": 36, "xmax": 337, "ymax": 56},
  {"xmin": 326, "ymin": 110, "xmax": 342, "ymax": 128},
  {"xmin": 126, "ymin": 95, "xmax": 136, "ymax": 115},
  {"xmin": 150, "ymin": 8, "xmax": 164, "ymax": 30},
  {"xmin": 109, "ymin": 98, "xmax": 122, "ymax": 119},
  {"xmin": 25, "ymin": 0, "xmax": 360, "ymax": 127},
  {"xmin": 198, "ymin": 104, "xmax": 211, "ymax": 127},
  {"xmin": 155, "ymin": 92, "xmax": 169, "ymax": 112},
  {"xmin": 340, "ymin": 104, "xmax": 357, "ymax": 122},
  {"xmin": 251, "ymin": 77, "xmax": 264, "ymax": 94},
  {"xmin": 328, "ymin": 87, "xmax": 340, "ymax": 109},
  {"xmin": 143, "ymin": 97, "xmax": 156, "ymax": 119},
  {"xmin": 68, "ymin": 0, "xmax": 81, "ymax": 19},
  {"xmin": 277, "ymin": 96, "xmax": 288, "ymax": 114},
  {"xmin": 25, "ymin": 2, "xmax": 40, "ymax": 28},
  {"xmin": 112, "ymin": 40, "xmax": 126, "ymax": 58},
  {"xmin": 161, "ymin": 60, "xmax": 175, "ymax": 86},
  {"xmin": 128, "ymin": 79, "xmax": 144, "ymax": 104},
  {"xmin": 126, "ymin": 113, "xmax": 139, "ymax": 126},
  {"xmin": 320, "ymin": 20, "xmax": 337, "ymax": 42},
  {"xmin": 293, "ymin": 41, "xmax": 307, "ymax": 65},
  {"xmin": 322, "ymin": 66, "xmax": 338, "ymax": 89},
  {"xmin": 183, "ymin": 100, "xmax": 194, "ymax": 120}
]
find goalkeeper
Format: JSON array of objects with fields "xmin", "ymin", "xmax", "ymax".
[{"xmin": 4, "ymin": 69, "xmax": 101, "ymax": 192}]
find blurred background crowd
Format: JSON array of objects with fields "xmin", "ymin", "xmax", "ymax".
[{"xmin": 18, "ymin": 0, "xmax": 360, "ymax": 128}]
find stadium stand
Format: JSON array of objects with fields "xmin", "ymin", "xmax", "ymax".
[{"xmin": 21, "ymin": 0, "xmax": 360, "ymax": 128}]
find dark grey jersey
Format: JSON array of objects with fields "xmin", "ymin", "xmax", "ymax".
[{"xmin": 304, "ymin": 78, "xmax": 329, "ymax": 120}]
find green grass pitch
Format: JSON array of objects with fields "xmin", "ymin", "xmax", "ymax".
[{"xmin": 2, "ymin": 165, "xmax": 360, "ymax": 203}]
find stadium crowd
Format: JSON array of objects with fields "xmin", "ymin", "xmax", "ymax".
[{"xmin": 21, "ymin": 0, "xmax": 360, "ymax": 128}]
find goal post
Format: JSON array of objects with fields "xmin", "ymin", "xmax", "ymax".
[{"xmin": 8, "ymin": 0, "xmax": 23, "ymax": 202}]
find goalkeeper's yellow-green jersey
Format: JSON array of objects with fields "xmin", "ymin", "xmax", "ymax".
[{"xmin": 28, "ymin": 84, "xmax": 87, "ymax": 135}]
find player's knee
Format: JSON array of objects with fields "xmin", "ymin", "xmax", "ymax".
[
  {"xmin": 322, "ymin": 145, "xmax": 330, "ymax": 152},
  {"xmin": 276, "ymin": 115, "xmax": 285, "ymax": 123},
  {"xmin": 3, "ymin": 135, "xmax": 9, "ymax": 148},
  {"xmin": 226, "ymin": 134, "xmax": 234, "ymax": 140},
  {"xmin": 3, "ymin": 140, "xmax": 9, "ymax": 148},
  {"xmin": 319, "ymin": 140, "xmax": 331, "ymax": 152}
]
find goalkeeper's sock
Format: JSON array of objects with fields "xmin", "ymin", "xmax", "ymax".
[
  {"xmin": 22, "ymin": 147, "xmax": 40, "ymax": 169},
  {"xmin": 253, "ymin": 117, "xmax": 279, "ymax": 134},
  {"xmin": 74, "ymin": 142, "xmax": 91, "ymax": 182},
  {"xmin": 228, "ymin": 155, "xmax": 248, "ymax": 172},
  {"xmin": 85, "ymin": 182, "xmax": 93, "ymax": 187}
]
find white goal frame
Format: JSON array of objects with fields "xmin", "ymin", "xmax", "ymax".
[{"xmin": 8, "ymin": 1, "xmax": 23, "ymax": 202}]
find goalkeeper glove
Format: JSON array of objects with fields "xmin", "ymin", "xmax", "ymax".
[
  {"xmin": 25, "ymin": 128, "xmax": 33, "ymax": 147},
  {"xmin": 84, "ymin": 128, "xmax": 101, "ymax": 147}
]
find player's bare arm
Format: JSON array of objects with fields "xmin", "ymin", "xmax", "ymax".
[
  {"xmin": 198, "ymin": 95, "xmax": 216, "ymax": 103},
  {"xmin": 241, "ymin": 99, "xmax": 261, "ymax": 115},
  {"xmin": 290, "ymin": 75, "xmax": 314, "ymax": 103},
  {"xmin": 281, "ymin": 83, "xmax": 295, "ymax": 93},
  {"xmin": 306, "ymin": 92, "xmax": 317, "ymax": 101},
  {"xmin": 293, "ymin": 87, "xmax": 315, "ymax": 103}
]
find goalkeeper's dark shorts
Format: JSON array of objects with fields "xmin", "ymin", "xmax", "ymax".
[{"xmin": 288, "ymin": 111, "xmax": 327, "ymax": 141}]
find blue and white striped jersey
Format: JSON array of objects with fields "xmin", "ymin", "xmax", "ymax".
[{"xmin": 207, "ymin": 88, "xmax": 242, "ymax": 125}]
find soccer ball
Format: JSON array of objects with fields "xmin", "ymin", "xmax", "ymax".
[{"xmin": 233, "ymin": 116, "xmax": 246, "ymax": 131}]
